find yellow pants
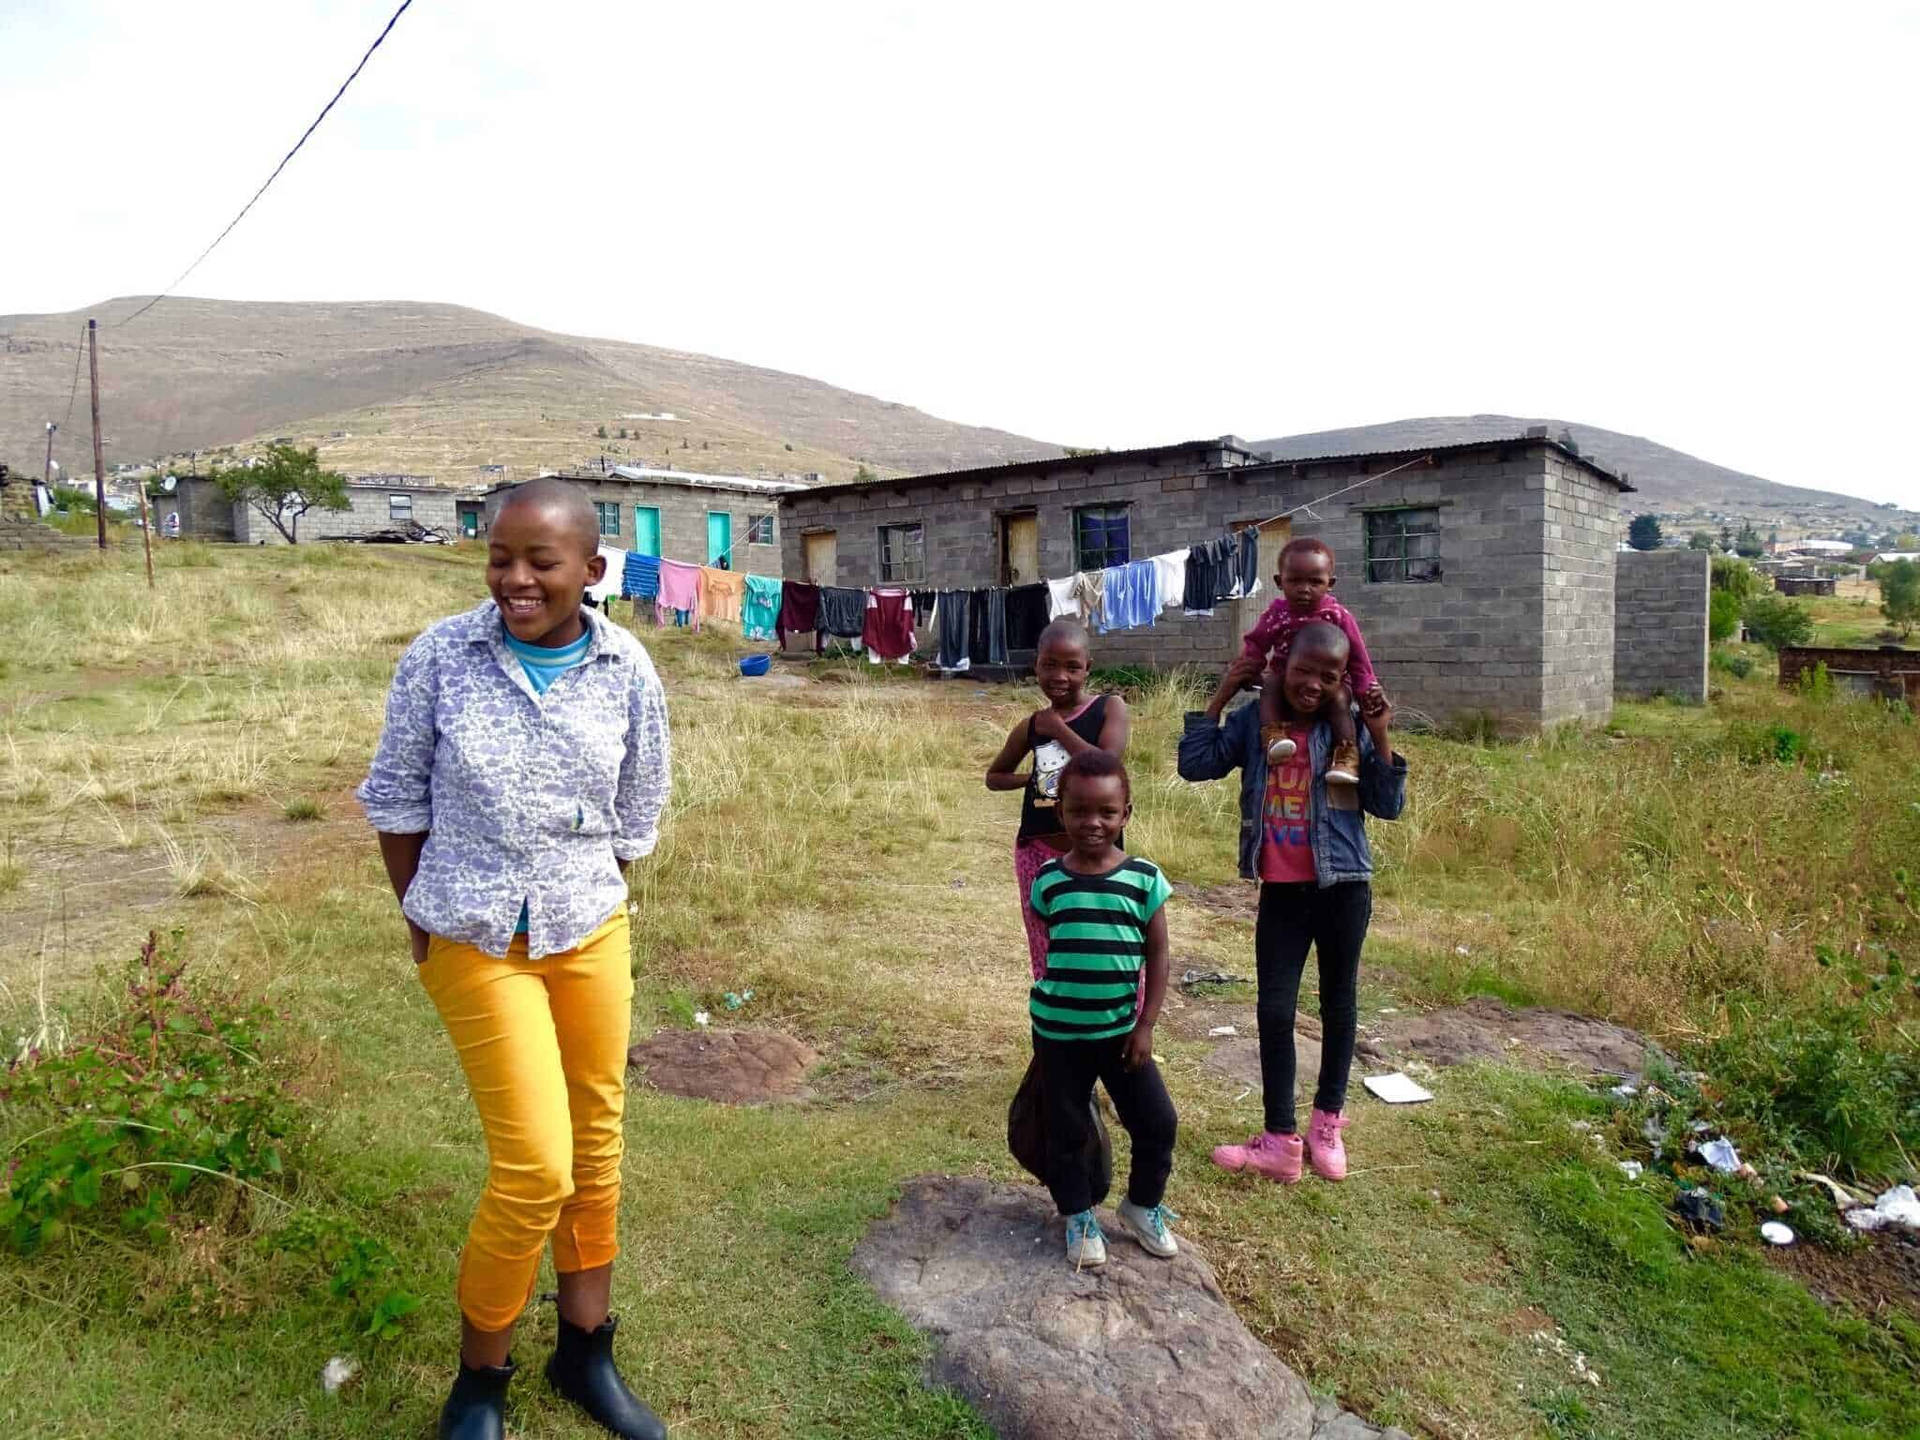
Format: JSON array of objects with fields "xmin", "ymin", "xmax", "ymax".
[{"xmin": 419, "ymin": 911, "xmax": 632, "ymax": 1332}]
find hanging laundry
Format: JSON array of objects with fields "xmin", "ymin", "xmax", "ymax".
[
  {"xmin": 1004, "ymin": 583, "xmax": 1051, "ymax": 652},
  {"xmin": 1071, "ymin": 570, "xmax": 1106, "ymax": 630},
  {"xmin": 967, "ymin": 588, "xmax": 994, "ymax": 664},
  {"xmin": 910, "ymin": 590, "xmax": 938, "ymax": 628},
  {"xmin": 934, "ymin": 590, "xmax": 971, "ymax": 671},
  {"xmin": 656, "ymin": 559, "xmax": 702, "ymax": 629},
  {"xmin": 987, "ymin": 588, "xmax": 1009, "ymax": 665},
  {"xmin": 777, "ymin": 581, "xmax": 821, "ymax": 652},
  {"xmin": 1150, "ymin": 551, "xmax": 1187, "ymax": 613},
  {"xmin": 1237, "ymin": 527, "xmax": 1261, "ymax": 601},
  {"xmin": 818, "ymin": 586, "xmax": 867, "ymax": 641},
  {"xmin": 1209, "ymin": 535, "xmax": 1240, "ymax": 605},
  {"xmin": 623, "ymin": 552, "xmax": 662, "ymax": 602},
  {"xmin": 863, "ymin": 588, "xmax": 916, "ymax": 662},
  {"xmin": 1100, "ymin": 559, "xmax": 1160, "ymax": 633},
  {"xmin": 700, "ymin": 566, "xmax": 745, "ymax": 625},
  {"xmin": 589, "ymin": 547, "xmax": 627, "ymax": 604},
  {"xmin": 1046, "ymin": 575, "xmax": 1081, "ymax": 620},
  {"xmin": 742, "ymin": 574, "xmax": 783, "ymax": 641},
  {"xmin": 1181, "ymin": 545, "xmax": 1212, "ymax": 616}
]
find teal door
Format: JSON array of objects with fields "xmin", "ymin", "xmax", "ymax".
[
  {"xmin": 634, "ymin": 506, "xmax": 660, "ymax": 557},
  {"xmin": 707, "ymin": 511, "xmax": 732, "ymax": 566}
]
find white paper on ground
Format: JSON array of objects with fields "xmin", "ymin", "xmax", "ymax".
[
  {"xmin": 1760, "ymin": 1221, "xmax": 1795, "ymax": 1245},
  {"xmin": 1206, "ymin": 1025, "xmax": 1238, "ymax": 1038},
  {"xmin": 1363, "ymin": 1072, "xmax": 1434, "ymax": 1104}
]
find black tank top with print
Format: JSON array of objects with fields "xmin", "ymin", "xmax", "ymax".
[{"xmin": 1018, "ymin": 694, "xmax": 1120, "ymax": 843}]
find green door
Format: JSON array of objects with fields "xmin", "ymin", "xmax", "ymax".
[
  {"xmin": 634, "ymin": 506, "xmax": 660, "ymax": 557},
  {"xmin": 707, "ymin": 511, "xmax": 732, "ymax": 566}
]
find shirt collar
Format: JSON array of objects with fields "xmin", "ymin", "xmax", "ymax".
[{"xmin": 459, "ymin": 600, "xmax": 626, "ymax": 667}]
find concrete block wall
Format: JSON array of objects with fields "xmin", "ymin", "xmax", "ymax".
[
  {"xmin": 483, "ymin": 479, "xmax": 783, "ymax": 576},
  {"xmin": 303, "ymin": 489, "xmax": 462, "ymax": 541},
  {"xmin": 1539, "ymin": 454, "xmax": 1621, "ymax": 724},
  {"xmin": 1614, "ymin": 549, "xmax": 1708, "ymax": 702}
]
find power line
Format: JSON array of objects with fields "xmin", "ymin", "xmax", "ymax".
[
  {"xmin": 119, "ymin": 0, "xmax": 416, "ymax": 328},
  {"xmin": 61, "ymin": 321, "xmax": 86, "ymax": 427}
]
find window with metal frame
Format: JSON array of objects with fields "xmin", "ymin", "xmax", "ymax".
[
  {"xmin": 1073, "ymin": 504, "xmax": 1131, "ymax": 570},
  {"xmin": 878, "ymin": 522, "xmax": 926, "ymax": 583},
  {"xmin": 747, "ymin": 512, "xmax": 777, "ymax": 545},
  {"xmin": 388, "ymin": 493, "xmax": 413, "ymax": 522},
  {"xmin": 594, "ymin": 501, "xmax": 620, "ymax": 539},
  {"xmin": 1364, "ymin": 507, "xmax": 1442, "ymax": 582}
]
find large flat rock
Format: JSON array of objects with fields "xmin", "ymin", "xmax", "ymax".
[
  {"xmin": 853, "ymin": 1175, "xmax": 1316, "ymax": 1440},
  {"xmin": 626, "ymin": 1027, "xmax": 816, "ymax": 1104}
]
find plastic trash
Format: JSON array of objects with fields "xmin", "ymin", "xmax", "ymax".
[
  {"xmin": 693, "ymin": 1011, "xmax": 710, "ymax": 1028},
  {"xmin": 1873, "ymin": 1184, "xmax": 1920, "ymax": 1230},
  {"xmin": 322, "ymin": 1356, "xmax": 360, "ymax": 1394},
  {"xmin": 1617, "ymin": 1160, "xmax": 1644, "ymax": 1180},
  {"xmin": 1609, "ymin": 1083, "xmax": 1638, "ymax": 1099},
  {"xmin": 1179, "ymin": 968, "xmax": 1250, "ymax": 988},
  {"xmin": 1697, "ymin": 1136, "xmax": 1741, "ymax": 1173},
  {"xmin": 1362, "ymin": 1072, "xmax": 1434, "ymax": 1104},
  {"xmin": 1674, "ymin": 1188, "xmax": 1725, "ymax": 1232},
  {"xmin": 722, "ymin": 989, "xmax": 754, "ymax": 1011},
  {"xmin": 1847, "ymin": 1207, "xmax": 1888, "ymax": 1233},
  {"xmin": 1759, "ymin": 1221, "xmax": 1795, "ymax": 1246},
  {"xmin": 1206, "ymin": 1025, "xmax": 1238, "ymax": 1038}
]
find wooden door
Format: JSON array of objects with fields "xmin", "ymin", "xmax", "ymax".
[
  {"xmin": 803, "ymin": 529, "xmax": 837, "ymax": 585},
  {"xmin": 1232, "ymin": 516, "xmax": 1290, "ymax": 638},
  {"xmin": 1001, "ymin": 511, "xmax": 1040, "ymax": 585}
]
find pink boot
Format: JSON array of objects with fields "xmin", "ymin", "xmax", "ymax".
[
  {"xmin": 1211, "ymin": 1130, "xmax": 1303, "ymax": 1184},
  {"xmin": 1306, "ymin": 1108, "xmax": 1350, "ymax": 1180}
]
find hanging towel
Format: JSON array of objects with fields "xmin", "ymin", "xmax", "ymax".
[
  {"xmin": 1005, "ymin": 583, "xmax": 1050, "ymax": 652},
  {"xmin": 1150, "ymin": 551, "xmax": 1187, "ymax": 612},
  {"xmin": 624, "ymin": 552, "xmax": 662, "ymax": 601},
  {"xmin": 987, "ymin": 588, "xmax": 1009, "ymax": 665},
  {"xmin": 1100, "ymin": 560, "xmax": 1159, "ymax": 633},
  {"xmin": 656, "ymin": 559, "xmax": 702, "ymax": 628},
  {"xmin": 1046, "ymin": 575, "xmax": 1080, "ymax": 620},
  {"xmin": 589, "ymin": 547, "xmax": 627, "ymax": 603},
  {"xmin": 777, "ymin": 581, "xmax": 821, "ymax": 652},
  {"xmin": 1071, "ymin": 570, "xmax": 1106, "ymax": 630},
  {"xmin": 742, "ymin": 574, "xmax": 783, "ymax": 641},
  {"xmin": 862, "ymin": 588, "xmax": 916, "ymax": 662},
  {"xmin": 818, "ymin": 586, "xmax": 867, "ymax": 640},
  {"xmin": 700, "ymin": 566, "xmax": 745, "ymax": 625},
  {"xmin": 935, "ymin": 590, "xmax": 971, "ymax": 671}
]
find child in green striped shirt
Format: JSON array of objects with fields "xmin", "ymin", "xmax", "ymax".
[{"xmin": 1028, "ymin": 749, "xmax": 1180, "ymax": 1269}]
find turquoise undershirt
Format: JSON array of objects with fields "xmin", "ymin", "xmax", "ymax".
[{"xmin": 501, "ymin": 621, "xmax": 594, "ymax": 933}]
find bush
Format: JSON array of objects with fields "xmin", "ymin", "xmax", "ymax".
[
  {"xmin": 0, "ymin": 932, "xmax": 303, "ymax": 1253},
  {"xmin": 1742, "ymin": 594, "xmax": 1815, "ymax": 651},
  {"xmin": 1708, "ymin": 588, "xmax": 1743, "ymax": 643},
  {"xmin": 1711, "ymin": 555, "xmax": 1760, "ymax": 601}
]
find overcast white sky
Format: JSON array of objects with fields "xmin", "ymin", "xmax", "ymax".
[{"xmin": 4, "ymin": 1, "xmax": 1917, "ymax": 509}]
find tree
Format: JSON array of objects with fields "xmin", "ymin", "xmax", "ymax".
[
  {"xmin": 1709, "ymin": 588, "xmax": 1742, "ymax": 642},
  {"xmin": 1688, "ymin": 530, "xmax": 1715, "ymax": 550},
  {"xmin": 1711, "ymin": 555, "xmax": 1760, "ymax": 601},
  {"xmin": 1734, "ymin": 523, "xmax": 1765, "ymax": 558},
  {"xmin": 595, "ymin": 425, "xmax": 608, "ymax": 440},
  {"xmin": 1627, "ymin": 515, "xmax": 1664, "ymax": 551},
  {"xmin": 1742, "ymin": 594, "xmax": 1815, "ymax": 651},
  {"xmin": 1876, "ymin": 558, "xmax": 1920, "ymax": 638},
  {"xmin": 1719, "ymin": 525, "xmax": 1733, "ymax": 550},
  {"xmin": 851, "ymin": 463, "xmax": 879, "ymax": 484},
  {"xmin": 1895, "ymin": 531, "xmax": 1920, "ymax": 552},
  {"xmin": 213, "ymin": 444, "xmax": 348, "ymax": 545}
]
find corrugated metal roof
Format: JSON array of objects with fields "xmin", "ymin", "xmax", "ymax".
[
  {"xmin": 1240, "ymin": 435, "xmax": 1633, "ymax": 491},
  {"xmin": 787, "ymin": 437, "xmax": 1254, "ymax": 502}
]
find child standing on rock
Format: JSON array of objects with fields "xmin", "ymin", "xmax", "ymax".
[
  {"xmin": 358, "ymin": 478, "xmax": 673, "ymax": 1440},
  {"xmin": 986, "ymin": 618, "xmax": 1130, "ymax": 980},
  {"xmin": 1178, "ymin": 622, "xmax": 1406, "ymax": 1184},
  {"xmin": 1027, "ymin": 749, "xmax": 1179, "ymax": 1268}
]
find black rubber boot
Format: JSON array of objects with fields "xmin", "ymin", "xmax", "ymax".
[
  {"xmin": 546, "ymin": 1315, "xmax": 668, "ymax": 1440},
  {"xmin": 437, "ymin": 1357, "xmax": 514, "ymax": 1440}
]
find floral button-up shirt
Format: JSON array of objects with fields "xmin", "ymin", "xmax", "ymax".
[{"xmin": 357, "ymin": 601, "xmax": 672, "ymax": 958}]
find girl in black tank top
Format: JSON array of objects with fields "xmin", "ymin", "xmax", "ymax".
[{"xmin": 1019, "ymin": 694, "xmax": 1119, "ymax": 844}]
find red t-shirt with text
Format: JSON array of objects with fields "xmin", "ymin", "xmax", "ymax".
[{"xmin": 1258, "ymin": 727, "xmax": 1315, "ymax": 883}]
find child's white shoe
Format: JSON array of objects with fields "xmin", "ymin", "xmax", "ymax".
[
  {"xmin": 1263, "ymin": 727, "xmax": 1297, "ymax": 765},
  {"xmin": 1064, "ymin": 1209, "xmax": 1108, "ymax": 1269},
  {"xmin": 1116, "ymin": 1199, "xmax": 1179, "ymax": 1259}
]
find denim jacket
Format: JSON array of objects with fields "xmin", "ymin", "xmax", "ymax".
[{"xmin": 1176, "ymin": 700, "xmax": 1407, "ymax": 885}]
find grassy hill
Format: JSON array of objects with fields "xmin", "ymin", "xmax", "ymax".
[
  {"xmin": 0, "ymin": 297, "xmax": 1060, "ymax": 486},
  {"xmin": 1254, "ymin": 415, "xmax": 1913, "ymax": 532}
]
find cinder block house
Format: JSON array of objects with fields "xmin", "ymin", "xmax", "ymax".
[
  {"xmin": 778, "ymin": 432, "xmax": 1640, "ymax": 731},
  {"xmin": 481, "ymin": 466, "xmax": 803, "ymax": 574},
  {"xmin": 161, "ymin": 474, "xmax": 468, "ymax": 544}
]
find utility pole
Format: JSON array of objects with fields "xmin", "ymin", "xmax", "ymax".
[
  {"xmin": 42, "ymin": 422, "xmax": 56, "ymax": 498},
  {"xmin": 88, "ymin": 319, "xmax": 107, "ymax": 551}
]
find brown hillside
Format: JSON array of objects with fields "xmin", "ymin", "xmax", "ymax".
[{"xmin": 0, "ymin": 297, "xmax": 1060, "ymax": 485}]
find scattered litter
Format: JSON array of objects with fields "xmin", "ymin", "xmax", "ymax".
[
  {"xmin": 1454, "ymin": 945, "xmax": 1472, "ymax": 956},
  {"xmin": 1233, "ymin": 1086, "xmax": 1251, "ymax": 1102},
  {"xmin": 1696, "ymin": 1137, "xmax": 1741, "ymax": 1173},
  {"xmin": 626, "ymin": 901, "xmax": 640, "ymax": 916},
  {"xmin": 1363, "ymin": 1072, "xmax": 1434, "ymax": 1104},
  {"xmin": 693, "ymin": 1011, "xmax": 710, "ymax": 1028},
  {"xmin": 949, "ymin": 876, "xmax": 968, "ymax": 889},
  {"xmin": 1858, "ymin": 1184, "xmax": 1920, "ymax": 1232},
  {"xmin": 1770, "ymin": 1195, "xmax": 1790, "ymax": 1214},
  {"xmin": 1206, "ymin": 1025, "xmax": 1239, "ymax": 1038},
  {"xmin": 1179, "ymin": 968, "xmax": 1250, "ymax": 988},
  {"xmin": 1569, "ymin": 1120, "xmax": 1593, "ymax": 1134},
  {"xmin": 722, "ymin": 989, "xmax": 755, "ymax": 1011},
  {"xmin": 1800, "ymin": 1171, "xmax": 1868, "ymax": 1211},
  {"xmin": 1847, "ymin": 1207, "xmax": 1889, "ymax": 1233},
  {"xmin": 321, "ymin": 1356, "xmax": 359, "ymax": 1394},
  {"xmin": 1377, "ymin": 1007, "xmax": 1399, "ymax": 1015},
  {"xmin": 1674, "ymin": 1188, "xmax": 1725, "ymax": 1232},
  {"xmin": 1618, "ymin": 1160, "xmax": 1644, "ymax": 1180},
  {"xmin": 1609, "ymin": 1083, "xmax": 1638, "ymax": 1099},
  {"xmin": 1760, "ymin": 1221, "xmax": 1795, "ymax": 1246},
  {"xmin": 1642, "ymin": 1116, "xmax": 1667, "ymax": 1155},
  {"xmin": 1528, "ymin": 1329, "xmax": 1602, "ymax": 1389}
]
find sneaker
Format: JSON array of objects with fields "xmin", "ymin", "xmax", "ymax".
[
  {"xmin": 1264, "ymin": 727, "xmax": 1297, "ymax": 765},
  {"xmin": 1307, "ymin": 1108, "xmax": 1350, "ymax": 1180},
  {"xmin": 1326, "ymin": 740, "xmax": 1361, "ymax": 785},
  {"xmin": 1116, "ymin": 1199, "xmax": 1180, "ymax": 1259},
  {"xmin": 1210, "ymin": 1130, "xmax": 1303, "ymax": 1184},
  {"xmin": 1064, "ymin": 1209, "xmax": 1108, "ymax": 1269}
]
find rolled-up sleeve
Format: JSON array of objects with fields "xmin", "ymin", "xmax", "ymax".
[
  {"xmin": 357, "ymin": 634, "xmax": 438, "ymax": 834},
  {"xmin": 612, "ymin": 655, "xmax": 672, "ymax": 861}
]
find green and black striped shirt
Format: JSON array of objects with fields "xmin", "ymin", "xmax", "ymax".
[{"xmin": 1028, "ymin": 855, "xmax": 1170, "ymax": 1042}]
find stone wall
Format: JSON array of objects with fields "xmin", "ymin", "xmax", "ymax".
[
  {"xmin": 1614, "ymin": 549, "xmax": 1708, "ymax": 702},
  {"xmin": 0, "ymin": 482, "xmax": 92, "ymax": 553},
  {"xmin": 483, "ymin": 478, "xmax": 784, "ymax": 577},
  {"xmin": 779, "ymin": 440, "xmax": 1630, "ymax": 730}
]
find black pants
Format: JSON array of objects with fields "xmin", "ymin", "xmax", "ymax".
[
  {"xmin": 1033, "ymin": 1031, "xmax": 1177, "ymax": 1215},
  {"xmin": 1255, "ymin": 880, "xmax": 1370, "ymax": 1133}
]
